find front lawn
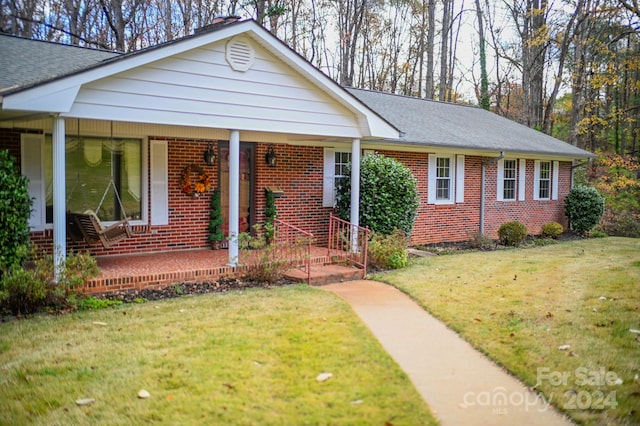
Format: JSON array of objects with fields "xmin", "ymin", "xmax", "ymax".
[
  {"xmin": 0, "ymin": 285, "xmax": 436, "ymax": 425},
  {"xmin": 377, "ymin": 237, "xmax": 640, "ymax": 426}
]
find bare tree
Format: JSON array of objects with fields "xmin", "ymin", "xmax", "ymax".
[
  {"xmin": 507, "ymin": 0, "xmax": 549, "ymax": 128},
  {"xmin": 439, "ymin": 0, "xmax": 452, "ymax": 100},
  {"xmin": 541, "ymin": 0, "xmax": 583, "ymax": 134},
  {"xmin": 332, "ymin": 0, "xmax": 369, "ymax": 86},
  {"xmin": 475, "ymin": 0, "xmax": 490, "ymax": 109}
]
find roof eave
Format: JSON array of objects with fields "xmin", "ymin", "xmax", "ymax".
[{"xmin": 361, "ymin": 138, "xmax": 596, "ymax": 160}]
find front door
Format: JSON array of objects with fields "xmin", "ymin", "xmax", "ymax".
[{"xmin": 219, "ymin": 143, "xmax": 253, "ymax": 236}]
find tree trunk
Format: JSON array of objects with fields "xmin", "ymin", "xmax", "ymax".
[
  {"xmin": 425, "ymin": 0, "xmax": 436, "ymax": 99},
  {"xmin": 439, "ymin": 0, "xmax": 451, "ymax": 101},
  {"xmin": 475, "ymin": 0, "xmax": 490, "ymax": 109}
]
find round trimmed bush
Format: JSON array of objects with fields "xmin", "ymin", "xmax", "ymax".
[
  {"xmin": 498, "ymin": 221, "xmax": 528, "ymax": 246},
  {"xmin": 335, "ymin": 153, "xmax": 419, "ymax": 236},
  {"xmin": 564, "ymin": 186, "xmax": 605, "ymax": 234},
  {"xmin": 541, "ymin": 221, "xmax": 563, "ymax": 239},
  {"xmin": 0, "ymin": 150, "xmax": 32, "ymax": 278}
]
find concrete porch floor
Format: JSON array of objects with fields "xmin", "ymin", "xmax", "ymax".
[{"xmin": 85, "ymin": 246, "xmax": 355, "ymax": 294}]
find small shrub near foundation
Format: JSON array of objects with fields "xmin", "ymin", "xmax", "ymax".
[
  {"xmin": 498, "ymin": 221, "xmax": 528, "ymax": 247},
  {"xmin": 468, "ymin": 232, "xmax": 495, "ymax": 250},
  {"xmin": 238, "ymin": 225, "xmax": 307, "ymax": 284},
  {"xmin": 368, "ymin": 229, "xmax": 409, "ymax": 270},
  {"xmin": 0, "ymin": 249, "xmax": 99, "ymax": 315},
  {"xmin": 541, "ymin": 222, "xmax": 563, "ymax": 239}
]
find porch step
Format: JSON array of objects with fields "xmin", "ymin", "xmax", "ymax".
[{"xmin": 284, "ymin": 264, "xmax": 365, "ymax": 286}]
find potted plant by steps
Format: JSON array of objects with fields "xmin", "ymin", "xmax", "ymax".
[
  {"xmin": 209, "ymin": 188, "xmax": 225, "ymax": 249},
  {"xmin": 265, "ymin": 189, "xmax": 277, "ymax": 244}
]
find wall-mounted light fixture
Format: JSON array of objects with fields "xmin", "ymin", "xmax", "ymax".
[
  {"xmin": 204, "ymin": 142, "xmax": 216, "ymax": 166},
  {"xmin": 265, "ymin": 145, "xmax": 277, "ymax": 168}
]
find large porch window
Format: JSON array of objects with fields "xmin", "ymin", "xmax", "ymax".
[{"xmin": 43, "ymin": 135, "xmax": 142, "ymax": 223}]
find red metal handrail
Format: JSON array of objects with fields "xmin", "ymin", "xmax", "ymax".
[
  {"xmin": 327, "ymin": 214, "xmax": 370, "ymax": 275},
  {"xmin": 274, "ymin": 219, "xmax": 314, "ymax": 284}
]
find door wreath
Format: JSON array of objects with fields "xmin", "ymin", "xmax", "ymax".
[{"xmin": 180, "ymin": 164, "xmax": 211, "ymax": 196}]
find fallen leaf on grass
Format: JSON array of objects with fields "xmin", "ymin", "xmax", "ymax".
[
  {"xmin": 316, "ymin": 372, "xmax": 333, "ymax": 382},
  {"xmin": 75, "ymin": 398, "xmax": 95, "ymax": 406}
]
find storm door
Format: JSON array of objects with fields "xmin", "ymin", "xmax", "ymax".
[{"xmin": 219, "ymin": 143, "xmax": 254, "ymax": 236}]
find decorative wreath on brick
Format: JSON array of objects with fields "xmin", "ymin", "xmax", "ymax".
[{"xmin": 180, "ymin": 164, "xmax": 211, "ymax": 196}]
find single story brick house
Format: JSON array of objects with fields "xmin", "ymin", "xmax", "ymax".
[{"xmin": 0, "ymin": 18, "xmax": 593, "ymax": 269}]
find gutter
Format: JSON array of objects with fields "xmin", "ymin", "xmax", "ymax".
[
  {"xmin": 480, "ymin": 151, "xmax": 505, "ymax": 235},
  {"xmin": 570, "ymin": 158, "xmax": 592, "ymax": 188}
]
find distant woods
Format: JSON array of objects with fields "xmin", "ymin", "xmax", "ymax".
[{"xmin": 1, "ymin": 0, "xmax": 639, "ymax": 155}]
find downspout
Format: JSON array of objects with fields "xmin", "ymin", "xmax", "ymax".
[
  {"xmin": 570, "ymin": 158, "xmax": 591, "ymax": 188},
  {"xmin": 480, "ymin": 151, "xmax": 505, "ymax": 235}
]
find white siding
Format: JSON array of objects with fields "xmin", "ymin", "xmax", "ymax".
[{"xmin": 68, "ymin": 39, "xmax": 361, "ymax": 138}]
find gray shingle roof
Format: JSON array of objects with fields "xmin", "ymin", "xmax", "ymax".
[
  {"xmin": 0, "ymin": 34, "xmax": 120, "ymax": 95},
  {"xmin": 0, "ymin": 33, "xmax": 593, "ymax": 159},
  {"xmin": 347, "ymin": 88, "xmax": 593, "ymax": 158}
]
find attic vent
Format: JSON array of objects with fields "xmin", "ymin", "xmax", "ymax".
[{"xmin": 225, "ymin": 37, "xmax": 255, "ymax": 72}]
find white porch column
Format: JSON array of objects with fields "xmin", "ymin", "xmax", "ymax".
[
  {"xmin": 228, "ymin": 130, "xmax": 240, "ymax": 266},
  {"xmin": 350, "ymin": 139, "xmax": 361, "ymax": 253},
  {"xmin": 52, "ymin": 116, "xmax": 66, "ymax": 281}
]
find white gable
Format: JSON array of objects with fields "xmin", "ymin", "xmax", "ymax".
[
  {"xmin": 2, "ymin": 22, "xmax": 398, "ymax": 140},
  {"xmin": 68, "ymin": 36, "xmax": 361, "ymax": 137}
]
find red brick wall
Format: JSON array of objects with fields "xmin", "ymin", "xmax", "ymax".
[
  {"xmin": 0, "ymin": 128, "xmax": 23, "ymax": 159},
  {"xmin": 255, "ymin": 144, "xmax": 332, "ymax": 243},
  {"xmin": 356, "ymin": 151, "xmax": 571, "ymax": 244},
  {"xmin": 483, "ymin": 159, "xmax": 571, "ymax": 238},
  {"xmin": 1, "ymin": 127, "xmax": 573, "ymax": 253}
]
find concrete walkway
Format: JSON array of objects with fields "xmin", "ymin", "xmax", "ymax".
[{"xmin": 323, "ymin": 280, "xmax": 574, "ymax": 426}]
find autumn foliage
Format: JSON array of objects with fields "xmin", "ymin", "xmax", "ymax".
[{"xmin": 585, "ymin": 153, "xmax": 640, "ymax": 237}]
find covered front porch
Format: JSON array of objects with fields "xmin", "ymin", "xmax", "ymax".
[{"xmin": 1, "ymin": 19, "xmax": 395, "ymax": 287}]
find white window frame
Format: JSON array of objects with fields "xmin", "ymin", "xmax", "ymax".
[
  {"xmin": 534, "ymin": 160, "xmax": 558, "ymax": 201},
  {"xmin": 323, "ymin": 148, "xmax": 351, "ymax": 207},
  {"xmin": 497, "ymin": 158, "xmax": 526, "ymax": 202},
  {"xmin": 428, "ymin": 154, "xmax": 464, "ymax": 204},
  {"xmin": 499, "ymin": 159, "xmax": 517, "ymax": 201}
]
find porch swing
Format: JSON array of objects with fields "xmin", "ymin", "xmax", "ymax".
[
  {"xmin": 66, "ymin": 122, "xmax": 133, "ymax": 248},
  {"xmin": 66, "ymin": 179, "xmax": 133, "ymax": 248}
]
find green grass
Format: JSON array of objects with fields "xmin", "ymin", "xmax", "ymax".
[
  {"xmin": 0, "ymin": 285, "xmax": 436, "ymax": 425},
  {"xmin": 375, "ymin": 237, "xmax": 640, "ymax": 426}
]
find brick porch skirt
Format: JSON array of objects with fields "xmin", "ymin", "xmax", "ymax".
[{"xmin": 85, "ymin": 246, "xmax": 334, "ymax": 294}]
